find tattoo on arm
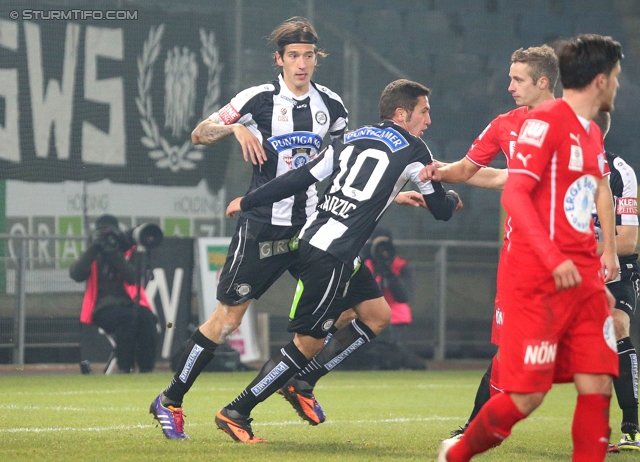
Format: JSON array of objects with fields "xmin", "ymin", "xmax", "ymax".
[{"xmin": 196, "ymin": 122, "xmax": 235, "ymax": 145}]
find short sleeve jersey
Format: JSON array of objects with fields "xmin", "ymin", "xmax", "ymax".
[
  {"xmin": 466, "ymin": 106, "xmax": 530, "ymax": 244},
  {"xmin": 299, "ymin": 122, "xmax": 442, "ymax": 264},
  {"xmin": 466, "ymin": 106, "xmax": 530, "ymax": 168},
  {"xmin": 507, "ymin": 98, "xmax": 609, "ymax": 268},
  {"xmin": 210, "ymin": 74, "xmax": 348, "ymax": 227}
]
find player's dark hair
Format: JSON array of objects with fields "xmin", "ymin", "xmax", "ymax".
[
  {"xmin": 557, "ymin": 34, "xmax": 623, "ymax": 90},
  {"xmin": 511, "ymin": 45, "xmax": 559, "ymax": 92},
  {"xmin": 379, "ymin": 79, "xmax": 431, "ymax": 121},
  {"xmin": 269, "ymin": 16, "xmax": 326, "ymax": 65},
  {"xmin": 593, "ymin": 111, "xmax": 611, "ymax": 138}
]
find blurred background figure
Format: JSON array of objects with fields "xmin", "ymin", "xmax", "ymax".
[
  {"xmin": 70, "ymin": 214, "xmax": 158, "ymax": 373},
  {"xmin": 363, "ymin": 229, "xmax": 424, "ymax": 369},
  {"xmin": 365, "ymin": 232, "xmax": 413, "ymax": 345}
]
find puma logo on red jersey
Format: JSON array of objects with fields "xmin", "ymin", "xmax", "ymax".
[{"xmin": 516, "ymin": 152, "xmax": 532, "ymax": 167}]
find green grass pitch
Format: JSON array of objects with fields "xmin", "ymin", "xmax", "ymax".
[{"xmin": 2, "ymin": 369, "xmax": 634, "ymax": 461}]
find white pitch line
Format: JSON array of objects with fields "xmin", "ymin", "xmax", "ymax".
[
  {"xmin": 4, "ymin": 416, "xmax": 463, "ymax": 434},
  {"xmin": 0, "ymin": 404, "xmax": 140, "ymax": 412},
  {"xmin": 4, "ymin": 414, "xmax": 569, "ymax": 434}
]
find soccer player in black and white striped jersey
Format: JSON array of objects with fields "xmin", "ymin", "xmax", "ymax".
[
  {"xmin": 149, "ymin": 17, "xmax": 425, "ymax": 441},
  {"xmin": 592, "ymin": 111, "xmax": 640, "ymax": 452},
  {"xmin": 217, "ymin": 79, "xmax": 462, "ymax": 442}
]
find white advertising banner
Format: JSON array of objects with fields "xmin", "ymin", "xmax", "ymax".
[
  {"xmin": 6, "ymin": 179, "xmax": 226, "ymax": 239},
  {"xmin": 197, "ymin": 237, "xmax": 261, "ymax": 364},
  {"xmin": 3, "ymin": 179, "xmax": 226, "ymax": 294}
]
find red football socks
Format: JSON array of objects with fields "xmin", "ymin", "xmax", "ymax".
[{"xmin": 447, "ymin": 393, "xmax": 525, "ymax": 461}]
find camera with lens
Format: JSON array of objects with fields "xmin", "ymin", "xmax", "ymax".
[
  {"xmin": 125, "ymin": 223, "xmax": 164, "ymax": 251},
  {"xmin": 92, "ymin": 227, "xmax": 125, "ymax": 253},
  {"xmin": 371, "ymin": 236, "xmax": 396, "ymax": 268},
  {"xmin": 92, "ymin": 215, "xmax": 163, "ymax": 253}
]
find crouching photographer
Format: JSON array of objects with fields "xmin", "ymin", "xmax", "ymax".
[{"xmin": 70, "ymin": 214, "xmax": 158, "ymax": 373}]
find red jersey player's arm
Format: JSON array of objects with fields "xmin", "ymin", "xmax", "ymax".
[
  {"xmin": 502, "ymin": 173, "xmax": 568, "ymax": 273},
  {"xmin": 594, "ymin": 176, "xmax": 620, "ymax": 282},
  {"xmin": 420, "ymin": 157, "xmax": 480, "ymax": 183},
  {"xmin": 465, "ymin": 167, "xmax": 507, "ymax": 191}
]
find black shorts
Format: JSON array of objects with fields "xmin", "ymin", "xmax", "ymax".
[
  {"xmin": 287, "ymin": 240, "xmax": 382, "ymax": 338},
  {"xmin": 608, "ymin": 277, "xmax": 639, "ymax": 318},
  {"xmin": 217, "ymin": 217, "xmax": 301, "ymax": 305},
  {"xmin": 343, "ymin": 261, "xmax": 383, "ymax": 307}
]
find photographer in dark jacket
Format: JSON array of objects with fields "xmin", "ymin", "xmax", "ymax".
[
  {"xmin": 70, "ymin": 214, "xmax": 157, "ymax": 373},
  {"xmin": 365, "ymin": 233, "xmax": 413, "ymax": 343}
]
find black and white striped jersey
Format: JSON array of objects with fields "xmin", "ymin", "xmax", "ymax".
[
  {"xmin": 241, "ymin": 121, "xmax": 459, "ymax": 264},
  {"xmin": 210, "ymin": 74, "xmax": 348, "ymax": 226},
  {"xmin": 593, "ymin": 151, "xmax": 639, "ymax": 269}
]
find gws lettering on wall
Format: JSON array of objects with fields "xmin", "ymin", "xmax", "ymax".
[{"xmin": 0, "ymin": 7, "xmax": 229, "ymax": 189}]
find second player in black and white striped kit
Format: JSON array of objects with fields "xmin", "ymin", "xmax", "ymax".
[
  {"xmin": 240, "ymin": 116, "xmax": 459, "ymax": 264},
  {"xmin": 218, "ymin": 79, "xmax": 462, "ymax": 441},
  {"xmin": 592, "ymin": 111, "xmax": 640, "ymax": 451}
]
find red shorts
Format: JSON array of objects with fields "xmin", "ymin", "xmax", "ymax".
[
  {"xmin": 490, "ymin": 247, "xmax": 508, "ymax": 346},
  {"xmin": 498, "ymin": 253, "xmax": 618, "ymax": 393}
]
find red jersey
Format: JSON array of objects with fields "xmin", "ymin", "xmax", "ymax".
[
  {"xmin": 503, "ymin": 98, "xmax": 608, "ymax": 272},
  {"xmin": 466, "ymin": 105, "xmax": 529, "ymax": 168}
]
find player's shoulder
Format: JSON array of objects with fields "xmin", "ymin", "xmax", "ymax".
[
  {"xmin": 497, "ymin": 105, "xmax": 530, "ymax": 122},
  {"xmin": 527, "ymin": 98, "xmax": 566, "ymax": 123},
  {"xmin": 310, "ymin": 81, "xmax": 346, "ymax": 105},
  {"xmin": 232, "ymin": 81, "xmax": 277, "ymax": 107},
  {"xmin": 609, "ymin": 151, "xmax": 636, "ymax": 174}
]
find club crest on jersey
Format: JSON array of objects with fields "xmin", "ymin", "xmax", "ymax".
[
  {"xmin": 292, "ymin": 151, "xmax": 310, "ymax": 168},
  {"xmin": 518, "ymin": 119, "xmax": 549, "ymax": 148},
  {"xmin": 315, "ymin": 111, "xmax": 328, "ymax": 125},
  {"xmin": 568, "ymin": 145, "xmax": 584, "ymax": 171},
  {"xmin": 564, "ymin": 174, "xmax": 597, "ymax": 233}
]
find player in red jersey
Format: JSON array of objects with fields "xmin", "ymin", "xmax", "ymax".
[
  {"xmin": 424, "ymin": 45, "xmax": 559, "ymax": 436},
  {"xmin": 438, "ymin": 34, "xmax": 623, "ymax": 462}
]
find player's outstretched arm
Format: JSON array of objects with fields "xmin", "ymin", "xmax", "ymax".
[
  {"xmin": 420, "ymin": 158, "xmax": 480, "ymax": 184},
  {"xmin": 465, "ymin": 168, "xmax": 507, "ymax": 191},
  {"xmin": 191, "ymin": 119, "xmax": 266, "ymax": 165}
]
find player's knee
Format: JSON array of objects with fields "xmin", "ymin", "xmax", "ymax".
[
  {"xmin": 211, "ymin": 302, "xmax": 248, "ymax": 329},
  {"xmin": 612, "ymin": 308, "xmax": 630, "ymax": 340},
  {"xmin": 355, "ymin": 298, "xmax": 391, "ymax": 334},
  {"xmin": 511, "ymin": 392, "xmax": 545, "ymax": 415}
]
